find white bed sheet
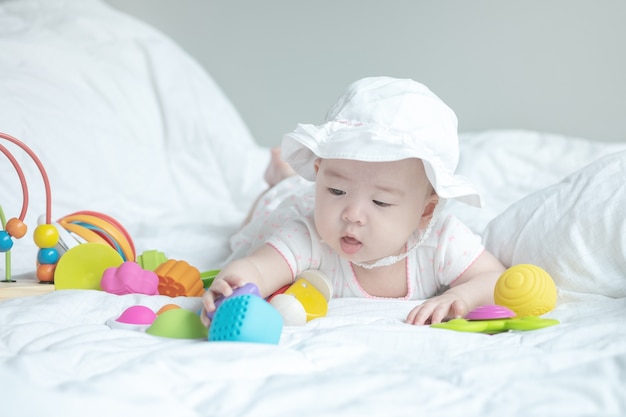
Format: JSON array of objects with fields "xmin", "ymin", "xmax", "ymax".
[
  {"xmin": 1, "ymin": 291, "xmax": 625, "ymax": 417},
  {"xmin": 1, "ymin": 1, "xmax": 625, "ymax": 416}
]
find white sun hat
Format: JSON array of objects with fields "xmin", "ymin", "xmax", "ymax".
[{"xmin": 281, "ymin": 76, "xmax": 482, "ymax": 207}]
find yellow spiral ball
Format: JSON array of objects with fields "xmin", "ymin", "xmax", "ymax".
[{"xmin": 494, "ymin": 264, "xmax": 557, "ymax": 317}]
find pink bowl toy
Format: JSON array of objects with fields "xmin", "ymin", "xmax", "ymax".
[
  {"xmin": 464, "ymin": 304, "xmax": 516, "ymax": 320},
  {"xmin": 106, "ymin": 305, "xmax": 157, "ymax": 331},
  {"xmin": 116, "ymin": 305, "xmax": 157, "ymax": 324}
]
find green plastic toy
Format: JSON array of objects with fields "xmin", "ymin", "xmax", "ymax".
[{"xmin": 431, "ymin": 315, "xmax": 559, "ymax": 334}]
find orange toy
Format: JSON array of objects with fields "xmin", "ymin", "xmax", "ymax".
[
  {"xmin": 156, "ymin": 303, "xmax": 181, "ymax": 315},
  {"xmin": 155, "ymin": 259, "xmax": 204, "ymax": 297}
]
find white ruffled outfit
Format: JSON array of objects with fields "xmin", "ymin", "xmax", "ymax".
[{"xmin": 225, "ymin": 177, "xmax": 485, "ymax": 300}]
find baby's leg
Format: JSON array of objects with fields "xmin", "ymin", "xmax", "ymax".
[
  {"xmin": 241, "ymin": 147, "xmax": 296, "ymax": 228},
  {"xmin": 264, "ymin": 147, "xmax": 296, "ymax": 187}
]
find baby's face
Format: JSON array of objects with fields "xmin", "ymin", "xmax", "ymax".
[{"xmin": 313, "ymin": 158, "xmax": 437, "ymax": 265}]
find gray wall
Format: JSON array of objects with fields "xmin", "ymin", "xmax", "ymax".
[{"xmin": 106, "ymin": 0, "xmax": 626, "ymax": 146}]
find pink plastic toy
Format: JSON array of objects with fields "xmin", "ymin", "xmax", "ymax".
[
  {"xmin": 101, "ymin": 261, "xmax": 159, "ymax": 295},
  {"xmin": 116, "ymin": 305, "xmax": 157, "ymax": 324},
  {"xmin": 464, "ymin": 304, "xmax": 516, "ymax": 320},
  {"xmin": 106, "ymin": 305, "xmax": 157, "ymax": 332}
]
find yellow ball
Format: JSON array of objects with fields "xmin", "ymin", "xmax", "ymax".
[
  {"xmin": 33, "ymin": 224, "xmax": 60, "ymax": 248},
  {"xmin": 494, "ymin": 264, "xmax": 557, "ymax": 317}
]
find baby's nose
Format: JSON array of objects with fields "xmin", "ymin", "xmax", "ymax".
[{"xmin": 342, "ymin": 203, "xmax": 366, "ymax": 225}]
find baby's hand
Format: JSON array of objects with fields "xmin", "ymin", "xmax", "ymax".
[
  {"xmin": 405, "ymin": 293, "xmax": 469, "ymax": 325},
  {"xmin": 200, "ymin": 275, "xmax": 247, "ymax": 327}
]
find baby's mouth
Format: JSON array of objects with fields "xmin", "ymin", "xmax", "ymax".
[{"xmin": 340, "ymin": 235, "xmax": 362, "ymax": 255}]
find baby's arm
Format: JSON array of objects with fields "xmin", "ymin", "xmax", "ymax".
[
  {"xmin": 405, "ymin": 250, "xmax": 505, "ymax": 325},
  {"xmin": 200, "ymin": 244, "xmax": 294, "ymax": 327}
]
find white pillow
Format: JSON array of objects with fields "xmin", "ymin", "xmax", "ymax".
[
  {"xmin": 483, "ymin": 150, "xmax": 626, "ymax": 297},
  {"xmin": 446, "ymin": 130, "xmax": 626, "ymax": 235},
  {"xmin": 0, "ymin": 0, "xmax": 268, "ymax": 274}
]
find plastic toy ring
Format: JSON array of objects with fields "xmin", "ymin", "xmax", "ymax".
[{"xmin": 58, "ymin": 213, "xmax": 135, "ymax": 261}]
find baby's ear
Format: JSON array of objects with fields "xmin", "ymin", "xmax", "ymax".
[
  {"xmin": 314, "ymin": 158, "xmax": 321, "ymax": 174},
  {"xmin": 419, "ymin": 194, "xmax": 439, "ymax": 229}
]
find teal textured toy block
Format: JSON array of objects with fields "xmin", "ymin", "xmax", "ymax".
[{"xmin": 208, "ymin": 294, "xmax": 283, "ymax": 344}]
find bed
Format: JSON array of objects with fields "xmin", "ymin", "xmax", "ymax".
[{"xmin": 1, "ymin": 1, "xmax": 625, "ymax": 416}]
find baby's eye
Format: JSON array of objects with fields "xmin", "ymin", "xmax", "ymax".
[
  {"xmin": 328, "ymin": 188, "xmax": 345, "ymax": 196},
  {"xmin": 373, "ymin": 200, "xmax": 391, "ymax": 207}
]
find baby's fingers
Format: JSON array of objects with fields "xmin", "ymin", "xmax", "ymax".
[
  {"xmin": 210, "ymin": 278, "xmax": 237, "ymax": 298},
  {"xmin": 428, "ymin": 302, "xmax": 456, "ymax": 325},
  {"xmin": 203, "ymin": 276, "xmax": 249, "ymax": 313},
  {"xmin": 199, "ymin": 310, "xmax": 212, "ymax": 328},
  {"xmin": 406, "ymin": 302, "xmax": 435, "ymax": 325},
  {"xmin": 448, "ymin": 299, "xmax": 468, "ymax": 320},
  {"xmin": 406, "ymin": 298, "xmax": 464, "ymax": 325}
]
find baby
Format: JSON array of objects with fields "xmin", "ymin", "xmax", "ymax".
[{"xmin": 201, "ymin": 76, "xmax": 505, "ymax": 326}]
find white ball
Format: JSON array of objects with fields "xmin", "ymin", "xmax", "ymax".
[
  {"xmin": 298, "ymin": 269, "xmax": 333, "ymax": 301},
  {"xmin": 269, "ymin": 294, "xmax": 307, "ymax": 326}
]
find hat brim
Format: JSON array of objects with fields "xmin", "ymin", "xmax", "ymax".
[{"xmin": 282, "ymin": 122, "xmax": 482, "ymax": 207}]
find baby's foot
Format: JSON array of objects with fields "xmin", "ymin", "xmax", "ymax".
[{"xmin": 264, "ymin": 147, "xmax": 296, "ymax": 186}]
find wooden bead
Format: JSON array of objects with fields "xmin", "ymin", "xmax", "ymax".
[
  {"xmin": 5, "ymin": 217, "xmax": 27, "ymax": 239},
  {"xmin": 37, "ymin": 247, "xmax": 60, "ymax": 265},
  {"xmin": 37, "ymin": 263, "xmax": 56, "ymax": 283},
  {"xmin": 33, "ymin": 224, "xmax": 59, "ymax": 248}
]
